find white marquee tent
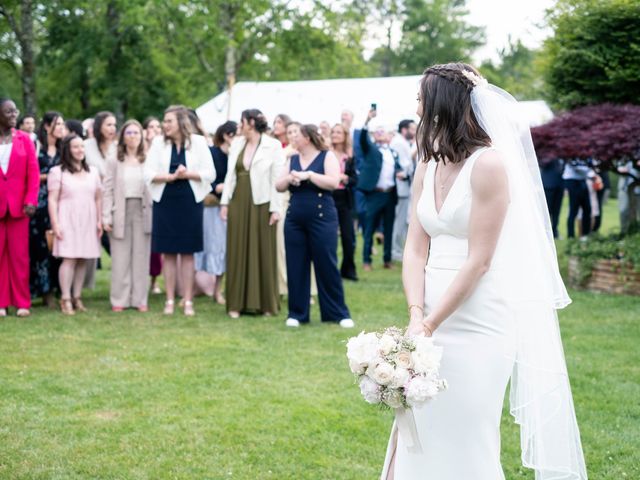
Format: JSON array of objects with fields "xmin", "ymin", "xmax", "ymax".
[{"xmin": 196, "ymin": 76, "xmax": 553, "ymax": 133}]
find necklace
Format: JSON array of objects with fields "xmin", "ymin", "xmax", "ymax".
[{"xmin": 436, "ymin": 161, "xmax": 463, "ymax": 190}]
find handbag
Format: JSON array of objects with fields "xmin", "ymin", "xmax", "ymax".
[
  {"xmin": 203, "ymin": 193, "xmax": 220, "ymax": 207},
  {"xmin": 45, "ymin": 229, "xmax": 55, "ymax": 252}
]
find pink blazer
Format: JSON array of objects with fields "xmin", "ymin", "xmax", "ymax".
[{"xmin": 0, "ymin": 129, "xmax": 39, "ymax": 218}]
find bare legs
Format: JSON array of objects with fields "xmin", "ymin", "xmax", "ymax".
[
  {"xmin": 194, "ymin": 271, "xmax": 225, "ymax": 304},
  {"xmin": 163, "ymin": 253, "xmax": 195, "ymax": 315},
  {"xmin": 58, "ymin": 258, "xmax": 88, "ymax": 314}
]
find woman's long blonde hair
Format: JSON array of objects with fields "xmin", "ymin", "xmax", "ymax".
[{"xmin": 164, "ymin": 105, "xmax": 194, "ymax": 149}]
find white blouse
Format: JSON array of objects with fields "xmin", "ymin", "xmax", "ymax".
[
  {"xmin": 0, "ymin": 143, "xmax": 11, "ymax": 174},
  {"xmin": 123, "ymin": 163, "xmax": 145, "ymax": 198}
]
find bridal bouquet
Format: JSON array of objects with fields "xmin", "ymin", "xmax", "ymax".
[{"xmin": 346, "ymin": 327, "xmax": 447, "ymax": 409}]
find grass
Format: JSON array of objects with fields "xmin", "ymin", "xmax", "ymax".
[{"xmin": 0, "ymin": 196, "xmax": 638, "ymax": 479}]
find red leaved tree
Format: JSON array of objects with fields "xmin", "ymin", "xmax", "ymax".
[{"xmin": 531, "ymin": 104, "xmax": 640, "ymax": 232}]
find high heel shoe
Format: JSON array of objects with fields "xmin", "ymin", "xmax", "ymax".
[
  {"xmin": 60, "ymin": 298, "xmax": 75, "ymax": 316},
  {"xmin": 72, "ymin": 298, "xmax": 88, "ymax": 312},
  {"xmin": 163, "ymin": 299, "xmax": 175, "ymax": 315},
  {"xmin": 184, "ymin": 300, "xmax": 195, "ymax": 316}
]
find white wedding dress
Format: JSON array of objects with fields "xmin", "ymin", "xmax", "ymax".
[{"xmin": 381, "ymin": 147, "xmax": 517, "ymax": 479}]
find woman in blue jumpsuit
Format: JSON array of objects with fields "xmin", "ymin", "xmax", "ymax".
[{"xmin": 275, "ymin": 124, "xmax": 353, "ymax": 329}]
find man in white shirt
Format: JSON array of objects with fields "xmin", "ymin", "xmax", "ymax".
[{"xmin": 389, "ymin": 119, "xmax": 416, "ymax": 261}]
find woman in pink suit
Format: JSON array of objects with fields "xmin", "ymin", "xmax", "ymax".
[{"xmin": 0, "ymin": 97, "xmax": 40, "ymax": 317}]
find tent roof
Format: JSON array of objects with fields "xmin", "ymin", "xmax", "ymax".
[{"xmin": 196, "ymin": 76, "xmax": 553, "ymax": 133}]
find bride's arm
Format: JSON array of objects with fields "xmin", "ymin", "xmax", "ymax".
[
  {"xmin": 421, "ymin": 150, "xmax": 509, "ymax": 336},
  {"xmin": 403, "ymin": 160, "xmax": 431, "ymax": 335}
]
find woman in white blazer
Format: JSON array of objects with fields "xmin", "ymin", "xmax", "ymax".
[
  {"xmin": 220, "ymin": 109, "xmax": 285, "ymax": 318},
  {"xmin": 144, "ymin": 105, "xmax": 215, "ymax": 316}
]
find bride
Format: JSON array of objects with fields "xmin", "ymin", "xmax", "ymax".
[{"xmin": 381, "ymin": 63, "xmax": 588, "ymax": 479}]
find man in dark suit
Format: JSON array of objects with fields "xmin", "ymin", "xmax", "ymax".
[{"xmin": 357, "ymin": 108, "xmax": 400, "ymax": 271}]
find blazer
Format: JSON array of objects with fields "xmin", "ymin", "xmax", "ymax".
[
  {"xmin": 220, "ymin": 134, "xmax": 285, "ymax": 213},
  {"xmin": 143, "ymin": 134, "xmax": 216, "ymax": 203},
  {"xmin": 84, "ymin": 138, "xmax": 116, "ymax": 179},
  {"xmin": 356, "ymin": 127, "xmax": 400, "ymax": 193},
  {"xmin": 389, "ymin": 134, "xmax": 414, "ymax": 198},
  {"xmin": 102, "ymin": 157, "xmax": 153, "ymax": 240},
  {"xmin": 0, "ymin": 129, "xmax": 39, "ymax": 219}
]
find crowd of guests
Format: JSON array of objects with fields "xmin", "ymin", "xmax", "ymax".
[
  {"xmin": 541, "ymin": 155, "xmax": 639, "ymax": 239},
  {"xmin": 4, "ymin": 95, "xmax": 633, "ymax": 326},
  {"xmin": 0, "ymin": 96, "xmax": 421, "ymax": 329}
]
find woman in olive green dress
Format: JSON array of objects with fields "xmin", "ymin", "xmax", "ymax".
[{"xmin": 220, "ymin": 109, "xmax": 285, "ymax": 318}]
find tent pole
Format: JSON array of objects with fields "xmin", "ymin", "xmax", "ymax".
[{"xmin": 226, "ymin": 73, "xmax": 235, "ymax": 121}]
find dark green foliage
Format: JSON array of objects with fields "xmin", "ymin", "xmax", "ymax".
[{"xmin": 543, "ymin": 0, "xmax": 640, "ymax": 109}]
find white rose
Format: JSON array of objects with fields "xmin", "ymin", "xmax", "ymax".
[
  {"xmin": 359, "ymin": 376, "xmax": 382, "ymax": 404},
  {"xmin": 405, "ymin": 377, "xmax": 441, "ymax": 406},
  {"xmin": 382, "ymin": 388, "xmax": 405, "ymax": 409},
  {"xmin": 411, "ymin": 341, "xmax": 443, "ymax": 375},
  {"xmin": 371, "ymin": 361, "xmax": 395, "ymax": 386},
  {"xmin": 346, "ymin": 332, "xmax": 379, "ymax": 371},
  {"xmin": 394, "ymin": 350, "xmax": 413, "ymax": 370},
  {"xmin": 390, "ymin": 367, "xmax": 411, "ymax": 389},
  {"xmin": 378, "ymin": 334, "xmax": 397, "ymax": 356},
  {"xmin": 349, "ymin": 358, "xmax": 366, "ymax": 375}
]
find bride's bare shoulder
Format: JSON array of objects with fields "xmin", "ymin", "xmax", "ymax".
[{"xmin": 471, "ymin": 149, "xmax": 508, "ymax": 191}]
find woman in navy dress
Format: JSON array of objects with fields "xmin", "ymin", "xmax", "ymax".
[
  {"xmin": 275, "ymin": 124, "xmax": 353, "ymax": 328},
  {"xmin": 144, "ymin": 105, "xmax": 216, "ymax": 316}
]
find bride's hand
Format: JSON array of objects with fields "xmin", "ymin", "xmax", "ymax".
[
  {"xmin": 422, "ymin": 315, "xmax": 436, "ymax": 337},
  {"xmin": 407, "ymin": 309, "xmax": 426, "ymax": 336}
]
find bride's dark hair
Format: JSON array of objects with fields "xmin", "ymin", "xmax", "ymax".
[{"xmin": 417, "ymin": 62, "xmax": 491, "ymax": 164}]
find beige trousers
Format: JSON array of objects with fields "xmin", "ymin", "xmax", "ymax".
[{"xmin": 109, "ymin": 199, "xmax": 151, "ymax": 308}]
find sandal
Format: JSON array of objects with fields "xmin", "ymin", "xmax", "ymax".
[
  {"xmin": 163, "ymin": 299, "xmax": 175, "ymax": 315},
  {"xmin": 184, "ymin": 300, "xmax": 195, "ymax": 316},
  {"xmin": 60, "ymin": 299, "xmax": 75, "ymax": 316},
  {"xmin": 16, "ymin": 308, "xmax": 31, "ymax": 318},
  {"xmin": 72, "ymin": 298, "xmax": 88, "ymax": 313}
]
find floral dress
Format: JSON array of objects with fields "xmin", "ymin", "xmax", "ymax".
[{"xmin": 29, "ymin": 150, "xmax": 60, "ymax": 297}]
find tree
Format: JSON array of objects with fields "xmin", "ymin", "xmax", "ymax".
[
  {"xmin": 531, "ymin": 103, "xmax": 640, "ymax": 231},
  {"xmin": 0, "ymin": 0, "xmax": 39, "ymax": 113},
  {"xmin": 394, "ymin": 0, "xmax": 484, "ymax": 74},
  {"xmin": 479, "ymin": 38, "xmax": 545, "ymax": 101},
  {"xmin": 543, "ymin": 0, "xmax": 640, "ymax": 109}
]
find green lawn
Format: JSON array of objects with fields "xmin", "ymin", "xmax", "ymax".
[{"xmin": 1, "ymin": 196, "xmax": 638, "ymax": 479}]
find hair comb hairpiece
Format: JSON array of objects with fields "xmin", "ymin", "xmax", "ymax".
[{"xmin": 461, "ymin": 70, "xmax": 488, "ymax": 88}]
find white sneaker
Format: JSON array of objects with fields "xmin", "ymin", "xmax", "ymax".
[
  {"xmin": 285, "ymin": 318, "xmax": 300, "ymax": 328},
  {"xmin": 339, "ymin": 318, "xmax": 355, "ymax": 328}
]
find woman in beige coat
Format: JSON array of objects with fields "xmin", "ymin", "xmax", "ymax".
[{"xmin": 103, "ymin": 120, "xmax": 152, "ymax": 311}]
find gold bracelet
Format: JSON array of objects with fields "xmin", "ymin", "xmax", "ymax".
[
  {"xmin": 422, "ymin": 321, "xmax": 434, "ymax": 336},
  {"xmin": 408, "ymin": 304, "xmax": 423, "ymax": 314}
]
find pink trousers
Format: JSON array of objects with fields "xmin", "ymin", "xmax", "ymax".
[{"xmin": 0, "ymin": 215, "xmax": 31, "ymax": 309}]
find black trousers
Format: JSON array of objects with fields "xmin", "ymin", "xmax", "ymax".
[
  {"xmin": 566, "ymin": 179, "xmax": 591, "ymax": 238},
  {"xmin": 333, "ymin": 190, "xmax": 357, "ymax": 279},
  {"xmin": 544, "ymin": 186, "xmax": 564, "ymax": 238},
  {"xmin": 285, "ymin": 191, "xmax": 350, "ymax": 323}
]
